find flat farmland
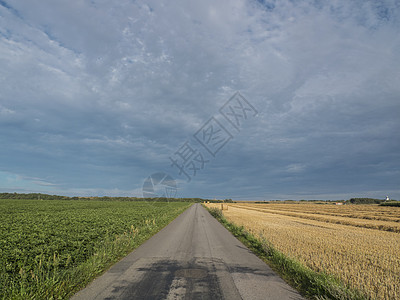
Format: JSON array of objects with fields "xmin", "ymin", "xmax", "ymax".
[
  {"xmin": 0, "ymin": 199, "xmax": 191, "ymax": 299},
  {"xmin": 208, "ymin": 202, "xmax": 400, "ymax": 300}
]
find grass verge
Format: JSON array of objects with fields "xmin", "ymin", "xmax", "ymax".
[{"xmin": 206, "ymin": 206, "xmax": 368, "ymax": 300}]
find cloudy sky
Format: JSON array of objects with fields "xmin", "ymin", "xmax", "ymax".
[{"xmin": 1, "ymin": 0, "xmax": 399, "ymax": 200}]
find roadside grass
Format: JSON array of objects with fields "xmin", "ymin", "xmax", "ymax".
[
  {"xmin": 206, "ymin": 206, "xmax": 368, "ymax": 300},
  {"xmin": 0, "ymin": 200, "xmax": 191, "ymax": 300}
]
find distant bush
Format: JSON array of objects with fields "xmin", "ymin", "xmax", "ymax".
[
  {"xmin": 380, "ymin": 202, "xmax": 400, "ymax": 207},
  {"xmin": 347, "ymin": 198, "xmax": 384, "ymax": 204}
]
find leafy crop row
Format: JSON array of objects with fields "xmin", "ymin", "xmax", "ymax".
[{"xmin": 0, "ymin": 199, "xmax": 191, "ymax": 299}]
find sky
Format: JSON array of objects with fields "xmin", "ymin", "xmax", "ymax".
[{"xmin": 0, "ymin": 0, "xmax": 399, "ymax": 200}]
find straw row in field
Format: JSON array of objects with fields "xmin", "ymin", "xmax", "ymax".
[
  {"xmin": 244, "ymin": 203, "xmax": 400, "ymax": 222},
  {"xmin": 230, "ymin": 204, "xmax": 400, "ymax": 232},
  {"xmin": 211, "ymin": 204, "xmax": 400, "ymax": 300}
]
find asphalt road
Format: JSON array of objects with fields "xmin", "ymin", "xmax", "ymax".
[{"xmin": 71, "ymin": 203, "xmax": 303, "ymax": 300}]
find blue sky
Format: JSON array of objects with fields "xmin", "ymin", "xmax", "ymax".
[{"xmin": 0, "ymin": 0, "xmax": 399, "ymax": 200}]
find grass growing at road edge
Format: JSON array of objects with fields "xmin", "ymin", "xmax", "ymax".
[{"xmin": 206, "ymin": 206, "xmax": 368, "ymax": 300}]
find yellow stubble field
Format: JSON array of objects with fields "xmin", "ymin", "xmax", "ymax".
[{"xmin": 207, "ymin": 202, "xmax": 400, "ymax": 300}]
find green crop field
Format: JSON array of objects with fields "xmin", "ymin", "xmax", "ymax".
[{"xmin": 0, "ymin": 199, "xmax": 191, "ymax": 299}]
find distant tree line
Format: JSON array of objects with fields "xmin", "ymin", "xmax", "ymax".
[
  {"xmin": 0, "ymin": 193, "xmax": 69, "ymax": 200},
  {"xmin": 346, "ymin": 198, "xmax": 384, "ymax": 204},
  {"xmin": 0, "ymin": 193, "xmax": 233, "ymax": 203},
  {"xmin": 4, "ymin": 193, "xmax": 395, "ymax": 205},
  {"xmin": 379, "ymin": 201, "xmax": 400, "ymax": 207}
]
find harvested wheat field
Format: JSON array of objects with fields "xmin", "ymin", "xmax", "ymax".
[{"xmin": 207, "ymin": 202, "xmax": 400, "ymax": 300}]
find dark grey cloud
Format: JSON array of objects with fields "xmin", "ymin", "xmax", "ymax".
[{"xmin": 0, "ymin": 0, "xmax": 399, "ymax": 199}]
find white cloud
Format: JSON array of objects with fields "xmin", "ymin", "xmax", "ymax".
[
  {"xmin": 0, "ymin": 104, "xmax": 14, "ymax": 115},
  {"xmin": 285, "ymin": 163, "xmax": 306, "ymax": 173}
]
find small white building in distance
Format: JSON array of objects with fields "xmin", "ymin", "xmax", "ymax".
[{"xmin": 386, "ymin": 195, "xmax": 390, "ymax": 201}]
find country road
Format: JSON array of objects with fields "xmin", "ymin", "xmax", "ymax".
[{"xmin": 71, "ymin": 203, "xmax": 303, "ymax": 300}]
